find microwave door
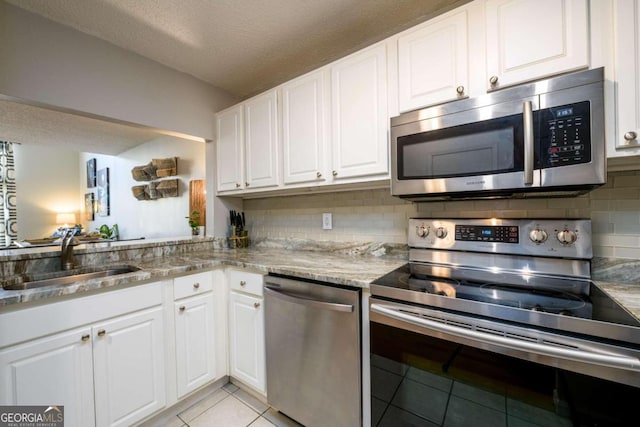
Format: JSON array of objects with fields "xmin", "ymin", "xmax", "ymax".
[{"xmin": 391, "ymin": 97, "xmax": 541, "ymax": 197}]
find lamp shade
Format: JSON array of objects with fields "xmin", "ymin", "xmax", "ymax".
[{"xmin": 56, "ymin": 213, "xmax": 76, "ymax": 226}]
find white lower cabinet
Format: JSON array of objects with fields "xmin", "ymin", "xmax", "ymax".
[
  {"xmin": 0, "ymin": 327, "xmax": 96, "ymax": 427},
  {"xmin": 228, "ymin": 270, "xmax": 266, "ymax": 394},
  {"xmin": 174, "ymin": 275, "xmax": 217, "ymax": 398},
  {"xmin": 93, "ymin": 307, "xmax": 165, "ymax": 427},
  {"xmin": 0, "ymin": 283, "xmax": 166, "ymax": 427}
]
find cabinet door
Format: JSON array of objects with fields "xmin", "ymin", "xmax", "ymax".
[
  {"xmin": 175, "ymin": 293, "xmax": 216, "ymax": 398},
  {"xmin": 331, "ymin": 43, "xmax": 389, "ymax": 180},
  {"xmin": 613, "ymin": 0, "xmax": 640, "ymax": 154},
  {"xmin": 216, "ymin": 105, "xmax": 244, "ymax": 192},
  {"xmin": 398, "ymin": 9, "xmax": 469, "ymax": 112},
  {"xmin": 228, "ymin": 291, "xmax": 265, "ymax": 393},
  {"xmin": 485, "ymin": 0, "xmax": 588, "ymax": 90},
  {"xmin": 281, "ymin": 69, "xmax": 329, "ymax": 184},
  {"xmin": 93, "ymin": 307, "xmax": 165, "ymax": 427},
  {"xmin": 245, "ymin": 90, "xmax": 279, "ymax": 189},
  {"xmin": 0, "ymin": 327, "xmax": 95, "ymax": 427}
]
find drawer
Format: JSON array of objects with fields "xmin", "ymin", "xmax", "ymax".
[
  {"xmin": 227, "ymin": 269, "xmax": 264, "ymax": 296},
  {"xmin": 174, "ymin": 271, "xmax": 213, "ymax": 300}
]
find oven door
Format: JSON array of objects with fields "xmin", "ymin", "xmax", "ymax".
[
  {"xmin": 390, "ymin": 97, "xmax": 540, "ymax": 198},
  {"xmin": 369, "ymin": 298, "xmax": 640, "ymax": 426}
]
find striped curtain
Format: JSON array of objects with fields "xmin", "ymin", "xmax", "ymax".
[{"xmin": 0, "ymin": 142, "xmax": 17, "ymax": 246}]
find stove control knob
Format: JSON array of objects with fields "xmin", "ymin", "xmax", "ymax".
[
  {"xmin": 529, "ymin": 228, "xmax": 548, "ymax": 244},
  {"xmin": 416, "ymin": 225, "xmax": 429, "ymax": 238},
  {"xmin": 435, "ymin": 227, "xmax": 448, "ymax": 239},
  {"xmin": 556, "ymin": 229, "xmax": 578, "ymax": 245}
]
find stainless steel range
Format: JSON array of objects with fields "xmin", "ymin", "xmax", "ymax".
[{"xmin": 370, "ymin": 218, "xmax": 640, "ymax": 426}]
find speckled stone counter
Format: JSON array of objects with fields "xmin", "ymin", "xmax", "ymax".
[
  {"xmin": 592, "ymin": 257, "xmax": 640, "ymax": 320},
  {"xmin": 0, "ymin": 238, "xmax": 408, "ymax": 307}
]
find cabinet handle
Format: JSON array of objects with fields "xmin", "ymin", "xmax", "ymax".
[
  {"xmin": 179, "ymin": 306, "xmax": 186, "ymax": 312},
  {"xmin": 97, "ymin": 329, "xmax": 106, "ymax": 337},
  {"xmin": 193, "ymin": 282, "xmax": 200, "ymax": 289},
  {"xmin": 254, "ymin": 302, "xmax": 261, "ymax": 308},
  {"xmin": 240, "ymin": 280, "xmax": 247, "ymax": 286},
  {"xmin": 81, "ymin": 334, "xmax": 90, "ymax": 342},
  {"xmin": 245, "ymin": 182, "xmax": 250, "ymax": 187},
  {"xmin": 332, "ymin": 170, "xmax": 338, "ymax": 177},
  {"xmin": 489, "ymin": 75, "xmax": 499, "ymax": 86},
  {"xmin": 317, "ymin": 172, "xmax": 322, "ymax": 178},
  {"xmin": 624, "ymin": 131, "xmax": 638, "ymax": 142},
  {"xmin": 456, "ymin": 85, "xmax": 464, "ymax": 95},
  {"xmin": 235, "ymin": 183, "xmax": 240, "ymax": 188}
]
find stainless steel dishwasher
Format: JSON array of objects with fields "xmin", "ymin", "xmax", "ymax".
[{"xmin": 264, "ymin": 275, "xmax": 361, "ymax": 427}]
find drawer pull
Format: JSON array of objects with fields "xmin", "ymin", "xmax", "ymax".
[
  {"xmin": 97, "ymin": 329, "xmax": 106, "ymax": 337},
  {"xmin": 240, "ymin": 280, "xmax": 247, "ymax": 286},
  {"xmin": 254, "ymin": 302, "xmax": 261, "ymax": 308},
  {"xmin": 81, "ymin": 334, "xmax": 90, "ymax": 342},
  {"xmin": 193, "ymin": 282, "xmax": 200, "ymax": 289},
  {"xmin": 179, "ymin": 306, "xmax": 186, "ymax": 312}
]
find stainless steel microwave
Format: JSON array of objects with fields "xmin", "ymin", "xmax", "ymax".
[{"xmin": 390, "ymin": 68, "xmax": 606, "ymax": 201}]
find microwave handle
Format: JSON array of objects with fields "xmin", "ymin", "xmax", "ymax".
[{"xmin": 523, "ymin": 101, "xmax": 534, "ymax": 186}]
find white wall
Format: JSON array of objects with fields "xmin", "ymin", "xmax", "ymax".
[
  {"xmin": 80, "ymin": 136, "xmax": 205, "ymax": 239},
  {"xmin": 0, "ymin": 1, "xmax": 237, "ymax": 141},
  {"xmin": 14, "ymin": 143, "xmax": 81, "ymax": 239}
]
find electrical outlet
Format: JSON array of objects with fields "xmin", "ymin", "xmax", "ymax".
[{"xmin": 322, "ymin": 213, "xmax": 332, "ymax": 230}]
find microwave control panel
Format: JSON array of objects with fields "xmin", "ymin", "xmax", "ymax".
[{"xmin": 539, "ymin": 101, "xmax": 591, "ymax": 168}]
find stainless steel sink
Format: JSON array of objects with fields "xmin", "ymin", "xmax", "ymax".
[{"xmin": 2, "ymin": 265, "xmax": 141, "ymax": 291}]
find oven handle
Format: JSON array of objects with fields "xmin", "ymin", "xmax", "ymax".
[
  {"xmin": 523, "ymin": 100, "xmax": 534, "ymax": 186},
  {"xmin": 370, "ymin": 303, "xmax": 640, "ymax": 371}
]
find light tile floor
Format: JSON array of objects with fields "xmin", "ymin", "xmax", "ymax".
[{"xmin": 143, "ymin": 382, "xmax": 302, "ymax": 427}]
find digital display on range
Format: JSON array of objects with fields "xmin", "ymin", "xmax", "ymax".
[{"xmin": 455, "ymin": 225, "xmax": 519, "ymax": 243}]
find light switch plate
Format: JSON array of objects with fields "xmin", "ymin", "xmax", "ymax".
[{"xmin": 322, "ymin": 213, "xmax": 332, "ymax": 230}]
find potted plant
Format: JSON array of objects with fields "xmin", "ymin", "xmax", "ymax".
[{"xmin": 186, "ymin": 210, "xmax": 201, "ymax": 235}]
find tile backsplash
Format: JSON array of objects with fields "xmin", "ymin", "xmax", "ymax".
[{"xmin": 244, "ymin": 171, "xmax": 640, "ymax": 259}]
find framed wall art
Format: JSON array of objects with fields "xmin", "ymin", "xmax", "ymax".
[
  {"xmin": 86, "ymin": 158, "xmax": 96, "ymax": 188},
  {"xmin": 97, "ymin": 168, "xmax": 110, "ymax": 216},
  {"xmin": 84, "ymin": 192, "xmax": 95, "ymax": 221}
]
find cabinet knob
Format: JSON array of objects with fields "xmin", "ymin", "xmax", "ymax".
[
  {"xmin": 254, "ymin": 302, "xmax": 261, "ymax": 308},
  {"xmin": 240, "ymin": 280, "xmax": 247, "ymax": 286},
  {"xmin": 81, "ymin": 334, "xmax": 90, "ymax": 342},
  {"xmin": 193, "ymin": 282, "xmax": 200, "ymax": 289},
  {"xmin": 456, "ymin": 85, "xmax": 464, "ymax": 95},
  {"xmin": 97, "ymin": 329, "xmax": 106, "ymax": 337},
  {"xmin": 179, "ymin": 305, "xmax": 186, "ymax": 312},
  {"xmin": 489, "ymin": 75, "xmax": 499, "ymax": 86},
  {"xmin": 332, "ymin": 170, "xmax": 338, "ymax": 177},
  {"xmin": 317, "ymin": 172, "xmax": 322, "ymax": 178},
  {"xmin": 235, "ymin": 183, "xmax": 241, "ymax": 188},
  {"xmin": 245, "ymin": 182, "xmax": 250, "ymax": 187},
  {"xmin": 624, "ymin": 131, "xmax": 638, "ymax": 142}
]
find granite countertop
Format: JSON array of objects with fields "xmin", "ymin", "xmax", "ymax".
[
  {"xmin": 2, "ymin": 245, "xmax": 640, "ymax": 325},
  {"xmin": 0, "ymin": 247, "xmax": 408, "ymax": 307}
]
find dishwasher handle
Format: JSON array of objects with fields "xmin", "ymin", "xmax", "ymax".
[{"xmin": 265, "ymin": 286, "xmax": 354, "ymax": 313}]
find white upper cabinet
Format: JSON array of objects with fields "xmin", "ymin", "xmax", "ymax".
[
  {"xmin": 244, "ymin": 90, "xmax": 280, "ymax": 189},
  {"xmin": 331, "ymin": 43, "xmax": 389, "ymax": 180},
  {"xmin": 398, "ymin": 9, "xmax": 469, "ymax": 112},
  {"xmin": 281, "ymin": 68, "xmax": 329, "ymax": 185},
  {"xmin": 216, "ymin": 105, "xmax": 244, "ymax": 192},
  {"xmin": 485, "ymin": 0, "xmax": 589, "ymax": 90},
  {"xmin": 611, "ymin": 0, "xmax": 640, "ymax": 157}
]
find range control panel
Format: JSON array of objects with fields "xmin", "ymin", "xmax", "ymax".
[{"xmin": 409, "ymin": 218, "xmax": 592, "ymax": 259}]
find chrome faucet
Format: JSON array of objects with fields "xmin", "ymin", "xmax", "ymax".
[{"xmin": 60, "ymin": 228, "xmax": 80, "ymax": 270}]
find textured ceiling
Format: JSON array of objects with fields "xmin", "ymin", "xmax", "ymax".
[
  {"xmin": 7, "ymin": 0, "xmax": 466, "ymax": 99},
  {"xmin": 0, "ymin": 98, "xmax": 181, "ymax": 155}
]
